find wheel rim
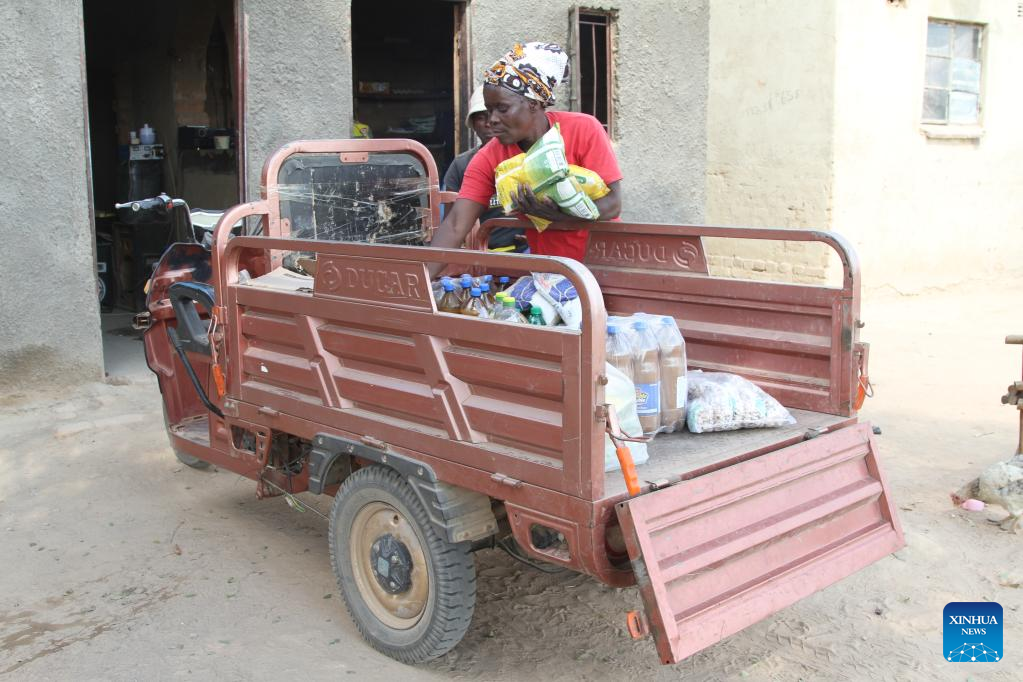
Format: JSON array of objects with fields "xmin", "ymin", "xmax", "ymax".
[{"xmin": 349, "ymin": 501, "xmax": 430, "ymax": 629}]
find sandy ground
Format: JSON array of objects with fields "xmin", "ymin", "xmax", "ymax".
[{"xmin": 2, "ymin": 281, "xmax": 1023, "ymax": 681}]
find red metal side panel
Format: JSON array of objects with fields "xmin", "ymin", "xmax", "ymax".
[
  {"xmin": 616, "ymin": 423, "xmax": 903, "ymax": 665},
  {"xmin": 579, "ymin": 222, "xmax": 861, "ymax": 416}
]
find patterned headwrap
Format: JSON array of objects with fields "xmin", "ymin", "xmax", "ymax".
[{"xmin": 483, "ymin": 42, "xmax": 569, "ymax": 107}]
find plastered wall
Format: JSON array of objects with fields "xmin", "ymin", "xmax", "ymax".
[
  {"xmin": 0, "ymin": 1, "xmax": 104, "ymax": 391},
  {"xmin": 707, "ymin": 0, "xmax": 1023, "ymax": 291},
  {"xmin": 832, "ymin": 0, "xmax": 1023, "ymax": 294},
  {"xmin": 239, "ymin": 0, "xmax": 709, "ymax": 223},
  {"xmin": 0, "ymin": 0, "xmax": 710, "ymax": 390},
  {"xmin": 704, "ymin": 0, "xmax": 837, "ymax": 283},
  {"xmin": 241, "ymin": 0, "xmax": 355, "ymax": 198}
]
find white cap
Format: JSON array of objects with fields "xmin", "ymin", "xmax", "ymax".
[{"xmin": 465, "ymin": 85, "xmax": 487, "ymax": 128}]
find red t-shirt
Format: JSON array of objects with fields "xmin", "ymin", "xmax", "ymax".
[{"xmin": 457, "ymin": 111, "xmax": 622, "ymax": 261}]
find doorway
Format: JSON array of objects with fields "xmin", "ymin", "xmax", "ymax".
[
  {"xmin": 351, "ymin": 0, "xmax": 470, "ymax": 176},
  {"xmin": 83, "ymin": 0, "xmax": 242, "ymax": 378}
]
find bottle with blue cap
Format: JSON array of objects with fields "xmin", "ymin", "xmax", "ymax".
[
  {"xmin": 653, "ymin": 315, "xmax": 687, "ymax": 429},
  {"xmin": 631, "ymin": 319, "xmax": 662, "ymax": 433},
  {"xmin": 437, "ymin": 278, "xmax": 462, "ymax": 314},
  {"xmin": 479, "ymin": 281, "xmax": 497, "ymax": 311},
  {"xmin": 459, "ymin": 286, "xmax": 491, "ymax": 318},
  {"xmin": 458, "ymin": 275, "xmax": 474, "ymax": 305}
]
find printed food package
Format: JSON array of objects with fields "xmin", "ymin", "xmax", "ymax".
[
  {"xmin": 603, "ymin": 362, "xmax": 649, "ymax": 472},
  {"xmin": 532, "ymin": 273, "xmax": 582, "ymax": 330},
  {"xmin": 685, "ymin": 370, "xmax": 796, "ymax": 433},
  {"xmin": 505, "ymin": 276, "xmax": 560, "ymax": 326},
  {"xmin": 493, "ymin": 125, "xmax": 609, "ymax": 232}
]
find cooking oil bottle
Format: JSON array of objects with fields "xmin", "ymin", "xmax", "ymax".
[
  {"xmin": 457, "ymin": 275, "xmax": 474, "ymax": 305},
  {"xmin": 460, "ymin": 287, "xmax": 491, "ymax": 318},
  {"xmin": 479, "ymin": 282, "xmax": 497, "ymax": 311},
  {"xmin": 437, "ymin": 279, "xmax": 462, "ymax": 314}
]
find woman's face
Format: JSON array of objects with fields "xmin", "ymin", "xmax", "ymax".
[{"xmin": 483, "ymin": 84, "xmax": 542, "ymax": 146}]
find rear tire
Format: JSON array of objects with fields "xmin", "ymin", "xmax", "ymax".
[
  {"xmin": 329, "ymin": 466, "xmax": 476, "ymax": 663},
  {"xmin": 173, "ymin": 449, "xmax": 211, "ymax": 469}
]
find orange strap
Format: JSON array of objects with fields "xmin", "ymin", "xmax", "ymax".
[{"xmin": 615, "ymin": 444, "xmax": 641, "ymax": 496}]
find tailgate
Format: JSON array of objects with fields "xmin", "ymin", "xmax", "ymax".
[{"xmin": 616, "ymin": 422, "xmax": 904, "ymax": 665}]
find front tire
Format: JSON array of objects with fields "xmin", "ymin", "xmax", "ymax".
[
  {"xmin": 162, "ymin": 404, "xmax": 210, "ymax": 469},
  {"xmin": 329, "ymin": 466, "xmax": 476, "ymax": 663}
]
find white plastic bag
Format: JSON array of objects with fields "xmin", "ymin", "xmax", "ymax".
[
  {"xmin": 685, "ymin": 371, "xmax": 796, "ymax": 433},
  {"xmin": 506, "ymin": 275, "xmax": 560, "ymax": 326},
  {"xmin": 533, "ymin": 273, "xmax": 582, "ymax": 330},
  {"xmin": 603, "ymin": 362, "xmax": 650, "ymax": 472}
]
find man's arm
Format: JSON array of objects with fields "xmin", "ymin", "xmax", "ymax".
[{"xmin": 427, "ymin": 198, "xmax": 486, "ymax": 277}]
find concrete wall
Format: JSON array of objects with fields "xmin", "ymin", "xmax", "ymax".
[
  {"xmin": 239, "ymin": 0, "xmax": 710, "ymax": 222},
  {"xmin": 241, "ymin": 0, "xmax": 354, "ymax": 199},
  {"xmin": 832, "ymin": 0, "xmax": 1023, "ymax": 293},
  {"xmin": 704, "ymin": 0, "xmax": 837, "ymax": 283},
  {"xmin": 0, "ymin": 1, "xmax": 104, "ymax": 390},
  {"xmin": 470, "ymin": 0, "xmax": 709, "ymax": 225}
]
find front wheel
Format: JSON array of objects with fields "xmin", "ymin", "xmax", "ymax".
[{"xmin": 329, "ymin": 466, "xmax": 476, "ymax": 663}]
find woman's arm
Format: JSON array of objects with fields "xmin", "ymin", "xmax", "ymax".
[{"xmin": 427, "ymin": 198, "xmax": 486, "ymax": 277}]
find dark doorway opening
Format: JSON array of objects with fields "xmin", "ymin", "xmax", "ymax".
[
  {"xmin": 351, "ymin": 0, "xmax": 469, "ymax": 175},
  {"xmin": 83, "ymin": 0, "xmax": 241, "ymax": 378}
]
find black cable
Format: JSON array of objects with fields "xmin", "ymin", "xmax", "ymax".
[
  {"xmin": 495, "ymin": 538, "xmax": 568, "ymax": 575},
  {"xmin": 167, "ymin": 326, "xmax": 224, "ymax": 418}
]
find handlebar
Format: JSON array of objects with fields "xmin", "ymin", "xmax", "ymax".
[{"xmin": 114, "ymin": 193, "xmax": 187, "ymax": 214}]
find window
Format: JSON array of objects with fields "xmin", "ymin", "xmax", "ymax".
[
  {"xmin": 571, "ymin": 9, "xmax": 615, "ymax": 136},
  {"xmin": 922, "ymin": 20, "xmax": 983, "ymax": 125}
]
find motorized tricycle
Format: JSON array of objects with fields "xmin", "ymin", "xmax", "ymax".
[{"xmin": 138, "ymin": 138, "xmax": 903, "ymax": 664}]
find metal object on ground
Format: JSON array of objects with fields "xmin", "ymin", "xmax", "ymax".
[{"xmin": 1002, "ymin": 334, "xmax": 1023, "ymax": 455}]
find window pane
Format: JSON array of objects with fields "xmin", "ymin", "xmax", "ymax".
[
  {"xmin": 948, "ymin": 91, "xmax": 979, "ymax": 124},
  {"xmin": 923, "ymin": 88, "xmax": 948, "ymax": 122},
  {"xmin": 953, "ymin": 25, "xmax": 980, "ymax": 59},
  {"xmin": 927, "ymin": 22, "xmax": 951, "ymax": 56},
  {"xmin": 951, "ymin": 58, "xmax": 981, "ymax": 93},
  {"xmin": 925, "ymin": 56, "xmax": 950, "ymax": 87}
]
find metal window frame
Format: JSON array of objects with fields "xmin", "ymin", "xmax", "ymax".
[
  {"xmin": 571, "ymin": 6, "xmax": 616, "ymax": 138},
  {"xmin": 921, "ymin": 18, "xmax": 984, "ymax": 126}
]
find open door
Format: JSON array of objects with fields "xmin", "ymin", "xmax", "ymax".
[{"xmin": 616, "ymin": 423, "xmax": 904, "ymax": 664}]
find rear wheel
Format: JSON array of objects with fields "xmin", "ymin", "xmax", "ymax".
[
  {"xmin": 173, "ymin": 449, "xmax": 210, "ymax": 469},
  {"xmin": 329, "ymin": 466, "xmax": 476, "ymax": 663}
]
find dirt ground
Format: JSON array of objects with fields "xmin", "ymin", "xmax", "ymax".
[{"xmin": 2, "ymin": 281, "xmax": 1022, "ymax": 681}]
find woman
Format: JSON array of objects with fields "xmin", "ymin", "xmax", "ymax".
[{"xmin": 429, "ymin": 42, "xmax": 622, "ymax": 264}]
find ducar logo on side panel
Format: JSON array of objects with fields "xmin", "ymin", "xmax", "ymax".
[{"xmin": 314, "ymin": 255, "xmax": 433, "ymax": 310}]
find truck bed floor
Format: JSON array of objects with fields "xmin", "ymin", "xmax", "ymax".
[{"xmin": 602, "ymin": 409, "xmax": 852, "ymax": 500}]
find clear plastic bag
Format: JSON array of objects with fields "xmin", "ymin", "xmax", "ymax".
[
  {"xmin": 635, "ymin": 314, "xmax": 687, "ymax": 432},
  {"xmin": 629, "ymin": 319, "xmax": 662, "ymax": 435},
  {"xmin": 685, "ymin": 370, "xmax": 796, "ymax": 433},
  {"xmin": 603, "ymin": 362, "xmax": 649, "ymax": 472}
]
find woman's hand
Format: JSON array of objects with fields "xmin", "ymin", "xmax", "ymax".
[
  {"xmin": 513, "ymin": 185, "xmax": 568, "ymax": 223},
  {"xmin": 513, "ymin": 180, "xmax": 622, "ymax": 225}
]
